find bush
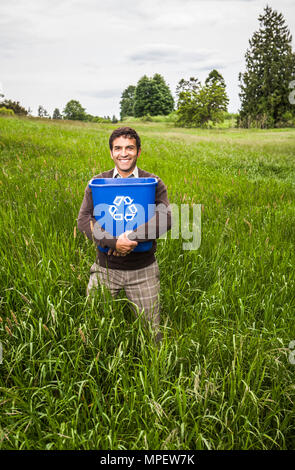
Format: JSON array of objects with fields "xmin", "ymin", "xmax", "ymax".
[
  {"xmin": 142, "ymin": 114, "xmax": 153, "ymax": 122},
  {"xmin": 149, "ymin": 112, "xmax": 178, "ymax": 123},
  {"xmin": 0, "ymin": 100, "xmax": 27, "ymax": 115},
  {"xmin": 280, "ymin": 111, "xmax": 295, "ymax": 128},
  {"xmin": 121, "ymin": 112, "xmax": 177, "ymax": 124},
  {"xmin": 0, "ymin": 107, "xmax": 15, "ymax": 116}
]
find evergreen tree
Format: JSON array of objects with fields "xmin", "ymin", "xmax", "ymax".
[
  {"xmin": 120, "ymin": 85, "xmax": 136, "ymax": 119},
  {"xmin": 133, "ymin": 75, "xmax": 152, "ymax": 117},
  {"xmin": 150, "ymin": 74, "xmax": 174, "ymax": 115},
  {"xmin": 239, "ymin": 5, "xmax": 295, "ymax": 128},
  {"xmin": 133, "ymin": 74, "xmax": 174, "ymax": 117}
]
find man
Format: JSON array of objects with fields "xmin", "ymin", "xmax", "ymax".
[{"xmin": 77, "ymin": 127, "xmax": 171, "ymax": 341}]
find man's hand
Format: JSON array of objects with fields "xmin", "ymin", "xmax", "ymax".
[{"xmin": 107, "ymin": 231, "xmax": 137, "ymax": 256}]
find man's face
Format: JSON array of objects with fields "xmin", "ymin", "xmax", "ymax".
[{"xmin": 110, "ymin": 136, "xmax": 141, "ymax": 176}]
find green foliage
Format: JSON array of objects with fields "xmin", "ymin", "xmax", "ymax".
[
  {"xmin": 0, "ymin": 99, "xmax": 28, "ymax": 115},
  {"xmin": 53, "ymin": 108, "xmax": 63, "ymax": 120},
  {"xmin": 151, "ymin": 73, "xmax": 175, "ymax": 115},
  {"xmin": 133, "ymin": 74, "xmax": 174, "ymax": 117},
  {"xmin": 1, "ymin": 116, "xmax": 295, "ymax": 449},
  {"xmin": 83, "ymin": 115, "xmax": 111, "ymax": 124},
  {"xmin": 63, "ymin": 100, "xmax": 87, "ymax": 121},
  {"xmin": 38, "ymin": 105, "xmax": 50, "ymax": 119},
  {"xmin": 239, "ymin": 5, "xmax": 295, "ymax": 128},
  {"xmin": 121, "ymin": 112, "xmax": 177, "ymax": 124},
  {"xmin": 176, "ymin": 71, "xmax": 229, "ymax": 127},
  {"xmin": 55, "ymin": 100, "xmax": 111, "ymax": 123},
  {"xmin": 0, "ymin": 107, "xmax": 14, "ymax": 116},
  {"xmin": 120, "ymin": 85, "xmax": 136, "ymax": 120},
  {"xmin": 148, "ymin": 111, "xmax": 178, "ymax": 123},
  {"xmin": 142, "ymin": 114, "xmax": 153, "ymax": 122},
  {"xmin": 133, "ymin": 75, "xmax": 151, "ymax": 117}
]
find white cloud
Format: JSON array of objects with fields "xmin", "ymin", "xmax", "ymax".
[{"xmin": 0, "ymin": 0, "xmax": 294, "ymax": 116}]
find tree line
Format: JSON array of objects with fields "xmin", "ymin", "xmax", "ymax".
[
  {"xmin": 0, "ymin": 100, "xmax": 119, "ymax": 123},
  {"xmin": 39, "ymin": 101, "xmax": 119, "ymax": 124},
  {"xmin": 1, "ymin": 6, "xmax": 294, "ymax": 129},
  {"xmin": 120, "ymin": 6, "xmax": 295, "ymax": 129}
]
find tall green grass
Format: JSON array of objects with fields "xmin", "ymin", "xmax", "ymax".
[{"xmin": 0, "ymin": 116, "xmax": 295, "ymax": 449}]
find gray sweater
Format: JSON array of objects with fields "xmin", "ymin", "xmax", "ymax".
[{"xmin": 77, "ymin": 167, "xmax": 172, "ymax": 270}]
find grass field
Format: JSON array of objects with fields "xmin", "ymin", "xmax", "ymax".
[{"xmin": 0, "ymin": 115, "xmax": 295, "ymax": 450}]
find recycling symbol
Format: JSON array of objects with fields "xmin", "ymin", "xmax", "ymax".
[{"xmin": 109, "ymin": 195, "xmax": 138, "ymax": 222}]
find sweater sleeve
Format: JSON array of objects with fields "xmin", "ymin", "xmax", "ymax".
[
  {"xmin": 77, "ymin": 185, "xmax": 117, "ymax": 249},
  {"xmin": 127, "ymin": 177, "xmax": 172, "ymax": 242}
]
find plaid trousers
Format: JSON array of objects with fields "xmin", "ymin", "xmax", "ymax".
[{"xmin": 87, "ymin": 260, "xmax": 161, "ymax": 331}]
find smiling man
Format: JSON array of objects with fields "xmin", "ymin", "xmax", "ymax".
[{"xmin": 77, "ymin": 127, "xmax": 171, "ymax": 342}]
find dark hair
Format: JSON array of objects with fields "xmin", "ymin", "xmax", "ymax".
[{"xmin": 109, "ymin": 127, "xmax": 141, "ymax": 152}]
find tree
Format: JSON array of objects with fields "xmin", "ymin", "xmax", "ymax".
[
  {"xmin": 0, "ymin": 107, "xmax": 14, "ymax": 116},
  {"xmin": 176, "ymin": 71, "xmax": 229, "ymax": 127},
  {"xmin": 120, "ymin": 85, "xmax": 136, "ymax": 119},
  {"xmin": 149, "ymin": 74, "xmax": 174, "ymax": 115},
  {"xmin": 175, "ymin": 77, "xmax": 201, "ymax": 126},
  {"xmin": 176, "ymin": 77, "xmax": 201, "ymax": 96},
  {"xmin": 63, "ymin": 100, "xmax": 86, "ymax": 121},
  {"xmin": 38, "ymin": 105, "xmax": 50, "ymax": 118},
  {"xmin": 133, "ymin": 74, "xmax": 174, "ymax": 117},
  {"xmin": 203, "ymin": 69, "xmax": 229, "ymax": 124},
  {"xmin": 133, "ymin": 75, "xmax": 151, "ymax": 117},
  {"xmin": 53, "ymin": 108, "xmax": 62, "ymax": 119},
  {"xmin": 205, "ymin": 69, "xmax": 226, "ymax": 89},
  {"xmin": 1, "ymin": 99, "xmax": 28, "ymax": 115},
  {"xmin": 239, "ymin": 5, "xmax": 295, "ymax": 128}
]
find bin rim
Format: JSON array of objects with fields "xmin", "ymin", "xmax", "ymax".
[{"xmin": 89, "ymin": 177, "xmax": 158, "ymax": 188}]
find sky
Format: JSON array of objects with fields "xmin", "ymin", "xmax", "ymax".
[{"xmin": 0, "ymin": 0, "xmax": 294, "ymax": 118}]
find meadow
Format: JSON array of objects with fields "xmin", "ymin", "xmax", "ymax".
[{"xmin": 0, "ymin": 115, "xmax": 295, "ymax": 450}]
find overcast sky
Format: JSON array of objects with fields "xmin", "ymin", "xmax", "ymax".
[{"xmin": 0, "ymin": 0, "xmax": 294, "ymax": 118}]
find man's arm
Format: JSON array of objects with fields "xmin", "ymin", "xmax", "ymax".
[
  {"xmin": 77, "ymin": 185, "xmax": 117, "ymax": 249},
  {"xmin": 77, "ymin": 184, "xmax": 138, "ymax": 254}
]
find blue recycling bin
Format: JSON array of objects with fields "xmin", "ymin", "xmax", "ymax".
[{"xmin": 89, "ymin": 177, "xmax": 158, "ymax": 253}]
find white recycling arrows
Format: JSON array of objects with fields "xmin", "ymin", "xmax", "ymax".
[{"xmin": 109, "ymin": 195, "xmax": 138, "ymax": 222}]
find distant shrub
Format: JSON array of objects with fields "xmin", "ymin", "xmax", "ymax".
[
  {"xmin": 0, "ymin": 107, "xmax": 14, "ymax": 116},
  {"xmin": 0, "ymin": 100, "xmax": 27, "ymax": 115},
  {"xmin": 121, "ymin": 112, "xmax": 177, "ymax": 124},
  {"xmin": 121, "ymin": 116, "xmax": 141, "ymax": 123},
  {"xmin": 142, "ymin": 114, "xmax": 153, "ymax": 122},
  {"xmin": 150, "ymin": 112, "xmax": 178, "ymax": 123},
  {"xmin": 279, "ymin": 111, "xmax": 295, "ymax": 128},
  {"xmin": 89, "ymin": 116, "xmax": 112, "ymax": 123}
]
